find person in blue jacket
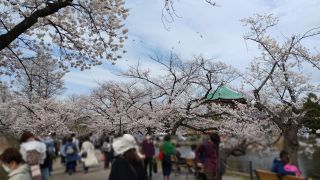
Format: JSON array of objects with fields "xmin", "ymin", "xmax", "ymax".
[
  {"xmin": 271, "ymin": 150, "xmax": 295, "ymax": 176},
  {"xmin": 63, "ymin": 136, "xmax": 79, "ymax": 175}
]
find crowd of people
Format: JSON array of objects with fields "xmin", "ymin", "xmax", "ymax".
[
  {"xmin": 0, "ymin": 131, "xmax": 99, "ymax": 180},
  {"xmin": 0, "ymin": 132, "xmax": 55, "ymax": 180},
  {"xmin": 0, "ymin": 131, "xmax": 304, "ymax": 180}
]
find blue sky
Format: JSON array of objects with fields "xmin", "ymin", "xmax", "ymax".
[{"xmin": 63, "ymin": 0, "xmax": 320, "ymax": 97}]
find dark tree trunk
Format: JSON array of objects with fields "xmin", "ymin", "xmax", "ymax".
[
  {"xmin": 171, "ymin": 123, "xmax": 179, "ymax": 135},
  {"xmin": 220, "ymin": 148, "xmax": 232, "ymax": 169},
  {"xmin": 170, "ymin": 118, "xmax": 185, "ymax": 135},
  {"xmin": 282, "ymin": 124, "xmax": 299, "ymax": 166},
  {"xmin": 118, "ymin": 118, "xmax": 122, "ymax": 135}
]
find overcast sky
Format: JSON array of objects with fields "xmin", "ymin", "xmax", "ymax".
[{"xmin": 63, "ymin": 0, "xmax": 320, "ymax": 97}]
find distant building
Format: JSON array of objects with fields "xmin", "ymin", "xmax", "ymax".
[{"xmin": 206, "ymin": 84, "xmax": 247, "ymax": 106}]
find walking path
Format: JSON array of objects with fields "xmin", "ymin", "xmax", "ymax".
[{"xmin": 50, "ymin": 151, "xmax": 243, "ymax": 180}]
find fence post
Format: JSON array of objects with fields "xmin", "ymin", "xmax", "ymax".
[{"xmin": 249, "ymin": 161, "xmax": 253, "ymax": 180}]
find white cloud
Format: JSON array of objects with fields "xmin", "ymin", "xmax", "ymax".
[
  {"xmin": 63, "ymin": 0, "xmax": 320, "ymax": 96},
  {"xmin": 64, "ymin": 65, "xmax": 123, "ymax": 88}
]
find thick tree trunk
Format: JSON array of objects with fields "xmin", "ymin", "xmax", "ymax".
[
  {"xmin": 170, "ymin": 118, "xmax": 185, "ymax": 135},
  {"xmin": 282, "ymin": 125, "xmax": 299, "ymax": 166},
  {"xmin": 220, "ymin": 148, "xmax": 232, "ymax": 168},
  {"xmin": 170, "ymin": 123, "xmax": 179, "ymax": 135}
]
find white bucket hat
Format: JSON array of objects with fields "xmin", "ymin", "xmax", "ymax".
[{"xmin": 112, "ymin": 134, "xmax": 138, "ymax": 156}]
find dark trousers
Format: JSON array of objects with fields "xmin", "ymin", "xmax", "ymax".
[
  {"xmin": 104, "ymin": 152, "xmax": 110, "ymax": 168},
  {"xmin": 61, "ymin": 155, "xmax": 65, "ymax": 165},
  {"xmin": 162, "ymin": 155, "xmax": 172, "ymax": 177},
  {"xmin": 66, "ymin": 161, "xmax": 77, "ymax": 173},
  {"xmin": 82, "ymin": 163, "xmax": 89, "ymax": 173},
  {"xmin": 144, "ymin": 157, "xmax": 153, "ymax": 177},
  {"xmin": 47, "ymin": 156, "xmax": 53, "ymax": 175}
]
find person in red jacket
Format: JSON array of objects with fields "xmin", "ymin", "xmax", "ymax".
[
  {"xmin": 141, "ymin": 135, "xmax": 155, "ymax": 178},
  {"xmin": 195, "ymin": 133, "xmax": 221, "ymax": 180}
]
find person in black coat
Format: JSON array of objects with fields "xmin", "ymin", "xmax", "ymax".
[{"xmin": 109, "ymin": 134, "xmax": 148, "ymax": 180}]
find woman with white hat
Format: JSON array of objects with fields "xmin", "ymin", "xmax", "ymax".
[{"xmin": 109, "ymin": 134, "xmax": 148, "ymax": 180}]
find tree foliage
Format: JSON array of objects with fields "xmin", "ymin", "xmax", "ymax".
[
  {"xmin": 242, "ymin": 13, "xmax": 320, "ymax": 165},
  {"xmin": 0, "ymin": 0, "xmax": 129, "ymax": 79},
  {"xmin": 302, "ymin": 93, "xmax": 320, "ymax": 131},
  {"xmin": 14, "ymin": 53, "xmax": 66, "ymax": 101}
]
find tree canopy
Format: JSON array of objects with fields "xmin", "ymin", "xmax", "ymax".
[
  {"xmin": 0, "ymin": 0, "xmax": 128, "ymax": 79},
  {"xmin": 303, "ymin": 93, "xmax": 320, "ymax": 132}
]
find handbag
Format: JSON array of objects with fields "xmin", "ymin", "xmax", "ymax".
[
  {"xmin": 157, "ymin": 151, "xmax": 164, "ymax": 160},
  {"xmin": 81, "ymin": 152, "xmax": 88, "ymax": 158}
]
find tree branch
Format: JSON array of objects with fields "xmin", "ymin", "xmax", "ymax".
[{"xmin": 0, "ymin": 0, "xmax": 72, "ymax": 50}]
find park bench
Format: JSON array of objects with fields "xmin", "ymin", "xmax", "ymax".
[
  {"xmin": 255, "ymin": 169, "xmax": 305, "ymax": 180},
  {"xmin": 171, "ymin": 156, "xmax": 199, "ymax": 178},
  {"xmin": 171, "ymin": 156, "xmax": 194, "ymax": 172}
]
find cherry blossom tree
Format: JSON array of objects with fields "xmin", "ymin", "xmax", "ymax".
[
  {"xmin": 0, "ymin": 84, "xmax": 14, "ymax": 132},
  {"xmin": 14, "ymin": 53, "xmax": 65, "ymax": 102},
  {"xmin": 0, "ymin": 0, "xmax": 217, "ymax": 80},
  {"xmin": 0, "ymin": 98, "xmax": 59, "ymax": 135},
  {"xmin": 122, "ymin": 53, "xmax": 240, "ymax": 134},
  {"xmin": 0, "ymin": 94, "xmax": 95, "ymax": 136},
  {"xmin": 241, "ymin": 13, "xmax": 320, "ymax": 165},
  {"xmin": 0, "ymin": 0, "xmax": 129, "ymax": 79},
  {"xmin": 214, "ymin": 102, "xmax": 280, "ymax": 158},
  {"xmin": 81, "ymin": 81, "xmax": 152, "ymax": 135},
  {"xmin": 0, "ymin": 51, "xmax": 72, "ymax": 135},
  {"xmin": 0, "ymin": 83, "xmax": 12, "ymax": 103},
  {"xmin": 120, "ymin": 54, "xmax": 279, "ymax": 162}
]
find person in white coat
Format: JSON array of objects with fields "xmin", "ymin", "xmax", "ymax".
[
  {"xmin": 0, "ymin": 147, "xmax": 32, "ymax": 180},
  {"xmin": 19, "ymin": 132, "xmax": 47, "ymax": 180},
  {"xmin": 80, "ymin": 137, "xmax": 98, "ymax": 173}
]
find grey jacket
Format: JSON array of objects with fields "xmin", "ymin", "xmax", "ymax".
[{"xmin": 8, "ymin": 164, "xmax": 32, "ymax": 180}]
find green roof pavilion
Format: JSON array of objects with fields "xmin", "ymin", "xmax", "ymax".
[{"xmin": 206, "ymin": 85, "xmax": 246, "ymax": 103}]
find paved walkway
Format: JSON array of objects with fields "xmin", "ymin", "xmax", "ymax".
[
  {"xmin": 50, "ymin": 152, "xmax": 243, "ymax": 180},
  {"xmin": 50, "ymin": 160, "xmax": 199, "ymax": 180}
]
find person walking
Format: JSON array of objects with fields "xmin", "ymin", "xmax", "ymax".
[
  {"xmin": 80, "ymin": 137, "xmax": 98, "ymax": 173},
  {"xmin": 0, "ymin": 147, "xmax": 32, "ymax": 180},
  {"xmin": 141, "ymin": 135, "xmax": 155, "ymax": 179},
  {"xmin": 160, "ymin": 135, "xmax": 174, "ymax": 180},
  {"xmin": 62, "ymin": 136, "xmax": 79, "ymax": 175},
  {"xmin": 60, "ymin": 136, "xmax": 68, "ymax": 166},
  {"xmin": 195, "ymin": 133, "xmax": 221, "ymax": 180},
  {"xmin": 19, "ymin": 132, "xmax": 47, "ymax": 180},
  {"xmin": 109, "ymin": 134, "xmax": 148, "ymax": 180},
  {"xmin": 42, "ymin": 133, "xmax": 56, "ymax": 176},
  {"xmin": 101, "ymin": 137, "xmax": 112, "ymax": 169}
]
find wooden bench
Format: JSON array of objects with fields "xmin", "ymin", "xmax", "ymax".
[{"xmin": 255, "ymin": 169, "xmax": 305, "ymax": 180}]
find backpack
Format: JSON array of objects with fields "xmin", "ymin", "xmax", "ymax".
[
  {"xmin": 26, "ymin": 150, "xmax": 42, "ymax": 165},
  {"xmin": 66, "ymin": 144, "xmax": 75, "ymax": 155},
  {"xmin": 43, "ymin": 139, "xmax": 55, "ymax": 156}
]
